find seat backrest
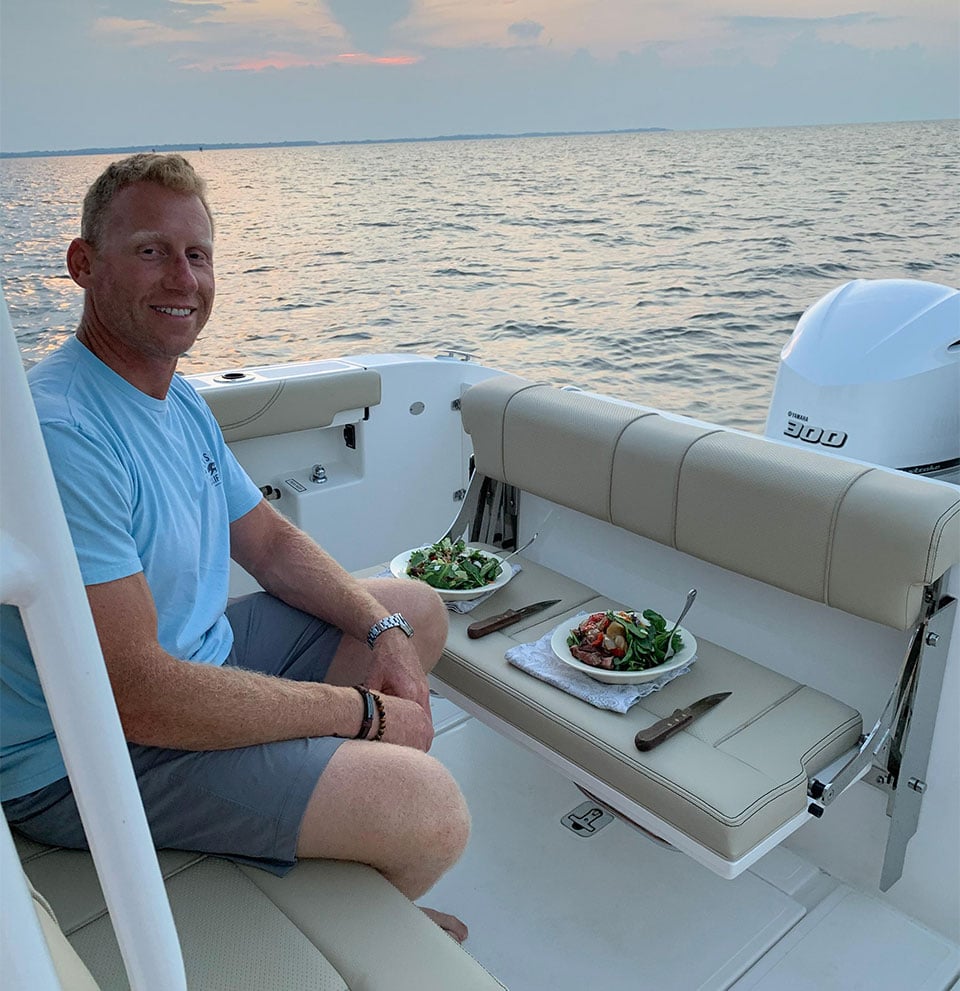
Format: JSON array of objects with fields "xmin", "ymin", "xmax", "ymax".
[
  {"xmin": 199, "ymin": 367, "xmax": 381, "ymax": 443},
  {"xmin": 461, "ymin": 376, "xmax": 960, "ymax": 630}
]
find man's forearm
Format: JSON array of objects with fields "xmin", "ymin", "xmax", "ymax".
[
  {"xmin": 110, "ymin": 646, "xmax": 364, "ymax": 750},
  {"xmin": 229, "ymin": 501, "xmax": 432, "ymax": 724},
  {"xmin": 242, "ymin": 510, "xmax": 394, "ymax": 644}
]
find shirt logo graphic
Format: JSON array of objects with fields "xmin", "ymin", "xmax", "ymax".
[{"xmin": 202, "ymin": 452, "xmax": 222, "ymax": 486}]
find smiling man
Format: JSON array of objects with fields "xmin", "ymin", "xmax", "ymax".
[
  {"xmin": 69, "ymin": 177, "xmax": 216, "ymax": 390},
  {"xmin": 0, "ymin": 153, "xmax": 470, "ymax": 942}
]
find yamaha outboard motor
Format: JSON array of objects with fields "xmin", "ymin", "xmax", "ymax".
[{"xmin": 765, "ymin": 279, "xmax": 960, "ymax": 482}]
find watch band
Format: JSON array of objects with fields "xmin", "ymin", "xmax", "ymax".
[{"xmin": 366, "ymin": 612, "xmax": 414, "ymax": 650}]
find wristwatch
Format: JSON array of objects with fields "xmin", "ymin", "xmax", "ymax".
[{"xmin": 367, "ymin": 612, "xmax": 414, "ymax": 650}]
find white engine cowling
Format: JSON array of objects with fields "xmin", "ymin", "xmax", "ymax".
[{"xmin": 764, "ymin": 279, "xmax": 960, "ymax": 481}]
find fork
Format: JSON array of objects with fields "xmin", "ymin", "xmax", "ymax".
[{"xmin": 662, "ymin": 588, "xmax": 697, "ymax": 658}]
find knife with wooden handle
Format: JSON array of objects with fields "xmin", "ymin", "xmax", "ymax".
[
  {"xmin": 634, "ymin": 692, "xmax": 731, "ymax": 751},
  {"xmin": 466, "ymin": 599, "xmax": 561, "ymax": 638}
]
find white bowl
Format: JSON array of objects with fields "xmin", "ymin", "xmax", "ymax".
[
  {"xmin": 389, "ymin": 545, "xmax": 514, "ymax": 602},
  {"xmin": 549, "ymin": 611, "xmax": 698, "ymax": 684}
]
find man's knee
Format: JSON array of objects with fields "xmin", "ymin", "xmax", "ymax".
[
  {"xmin": 298, "ymin": 743, "xmax": 469, "ymax": 865},
  {"xmin": 378, "ymin": 747, "xmax": 470, "ymax": 867},
  {"xmin": 409, "ymin": 582, "xmax": 448, "ymax": 665},
  {"xmin": 302, "ymin": 744, "xmax": 470, "ymax": 897},
  {"xmin": 415, "ymin": 752, "xmax": 471, "ymax": 864}
]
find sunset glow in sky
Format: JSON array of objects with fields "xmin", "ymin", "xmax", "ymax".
[{"xmin": 1, "ymin": 0, "xmax": 957, "ymax": 152}]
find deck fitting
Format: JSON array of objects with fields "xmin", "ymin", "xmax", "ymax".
[{"xmin": 561, "ymin": 800, "xmax": 615, "ymax": 838}]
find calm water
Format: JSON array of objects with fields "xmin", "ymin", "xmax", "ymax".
[{"xmin": 2, "ymin": 120, "xmax": 958, "ymax": 431}]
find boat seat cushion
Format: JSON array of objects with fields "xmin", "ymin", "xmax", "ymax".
[
  {"xmin": 25, "ymin": 869, "xmax": 100, "ymax": 990},
  {"xmin": 15, "ymin": 834, "xmax": 506, "ymax": 991},
  {"xmin": 461, "ymin": 376, "xmax": 960, "ymax": 631},
  {"xmin": 433, "ymin": 555, "xmax": 863, "ymax": 864},
  {"xmin": 201, "ymin": 366, "xmax": 382, "ymax": 443}
]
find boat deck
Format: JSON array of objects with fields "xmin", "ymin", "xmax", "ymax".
[{"xmin": 428, "ymin": 691, "xmax": 959, "ymax": 991}]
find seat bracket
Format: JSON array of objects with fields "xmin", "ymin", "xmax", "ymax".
[
  {"xmin": 441, "ymin": 471, "xmax": 520, "ymax": 551},
  {"xmin": 807, "ymin": 584, "xmax": 955, "ymax": 890}
]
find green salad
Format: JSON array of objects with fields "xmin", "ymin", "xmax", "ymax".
[
  {"xmin": 406, "ymin": 538, "xmax": 504, "ymax": 591},
  {"xmin": 566, "ymin": 609, "xmax": 684, "ymax": 672}
]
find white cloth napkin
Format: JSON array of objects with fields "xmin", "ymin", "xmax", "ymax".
[
  {"xmin": 505, "ymin": 630, "xmax": 695, "ymax": 714},
  {"xmin": 375, "ymin": 564, "xmax": 521, "ymax": 613}
]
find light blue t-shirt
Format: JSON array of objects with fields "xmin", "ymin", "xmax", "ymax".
[{"xmin": 0, "ymin": 336, "xmax": 262, "ymax": 798}]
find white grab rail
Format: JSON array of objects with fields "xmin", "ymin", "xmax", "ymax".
[
  {"xmin": 1, "ymin": 819, "xmax": 63, "ymax": 989},
  {"xmin": 0, "ymin": 298, "xmax": 187, "ymax": 990}
]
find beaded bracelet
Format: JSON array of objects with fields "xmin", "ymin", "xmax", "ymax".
[
  {"xmin": 370, "ymin": 690, "xmax": 386, "ymax": 742},
  {"xmin": 353, "ymin": 686, "xmax": 375, "ymax": 740}
]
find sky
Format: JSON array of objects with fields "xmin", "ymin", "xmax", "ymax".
[{"xmin": 1, "ymin": 1, "xmax": 957, "ymax": 153}]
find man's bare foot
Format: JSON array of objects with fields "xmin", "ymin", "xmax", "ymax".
[{"xmin": 420, "ymin": 906, "xmax": 468, "ymax": 944}]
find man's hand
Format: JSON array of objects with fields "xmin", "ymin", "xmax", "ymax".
[
  {"xmin": 377, "ymin": 694, "xmax": 435, "ymax": 751},
  {"xmin": 231, "ymin": 503, "xmax": 447, "ymax": 735},
  {"xmin": 366, "ymin": 630, "xmax": 431, "ymax": 717}
]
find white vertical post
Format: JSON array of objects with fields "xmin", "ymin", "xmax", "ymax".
[
  {"xmin": 0, "ymin": 299, "xmax": 187, "ymax": 990},
  {"xmin": 0, "ymin": 820, "xmax": 62, "ymax": 990}
]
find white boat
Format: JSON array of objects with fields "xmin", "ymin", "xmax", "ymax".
[{"xmin": 2, "ymin": 278, "xmax": 958, "ymax": 990}]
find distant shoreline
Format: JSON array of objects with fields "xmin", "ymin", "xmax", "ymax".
[{"xmin": 0, "ymin": 128, "xmax": 669, "ymax": 160}]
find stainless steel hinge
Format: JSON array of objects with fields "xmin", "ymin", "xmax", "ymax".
[{"xmin": 806, "ymin": 586, "xmax": 955, "ymax": 890}]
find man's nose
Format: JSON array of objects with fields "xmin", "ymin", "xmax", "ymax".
[{"xmin": 162, "ymin": 253, "xmax": 199, "ymax": 291}]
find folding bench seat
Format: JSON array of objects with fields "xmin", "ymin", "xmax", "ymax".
[{"xmin": 433, "ymin": 375, "xmax": 960, "ymax": 877}]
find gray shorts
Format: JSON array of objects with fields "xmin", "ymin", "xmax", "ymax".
[{"xmin": 4, "ymin": 593, "xmax": 347, "ymax": 875}]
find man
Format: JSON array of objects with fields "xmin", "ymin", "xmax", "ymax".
[{"xmin": 0, "ymin": 153, "xmax": 470, "ymax": 941}]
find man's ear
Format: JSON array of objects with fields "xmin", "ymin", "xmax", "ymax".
[{"xmin": 66, "ymin": 238, "xmax": 94, "ymax": 287}]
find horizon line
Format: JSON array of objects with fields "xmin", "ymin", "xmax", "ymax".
[
  {"xmin": 1, "ymin": 117, "xmax": 949, "ymax": 160},
  {"xmin": 0, "ymin": 126, "xmax": 670, "ymax": 160}
]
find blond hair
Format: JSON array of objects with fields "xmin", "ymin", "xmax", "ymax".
[{"xmin": 81, "ymin": 153, "xmax": 214, "ymax": 245}]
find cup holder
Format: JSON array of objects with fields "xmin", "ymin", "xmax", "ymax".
[{"xmin": 213, "ymin": 371, "xmax": 254, "ymax": 383}]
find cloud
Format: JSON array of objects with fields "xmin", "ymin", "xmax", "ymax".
[
  {"xmin": 337, "ymin": 53, "xmax": 421, "ymax": 65},
  {"xmin": 184, "ymin": 50, "xmax": 421, "ymax": 72},
  {"xmin": 508, "ymin": 20, "xmax": 544, "ymax": 43},
  {"xmin": 324, "ymin": 0, "xmax": 415, "ymax": 52},
  {"xmin": 712, "ymin": 8, "xmax": 951, "ymax": 64},
  {"xmin": 92, "ymin": 0, "xmax": 425, "ymax": 74},
  {"xmin": 92, "ymin": 17, "xmax": 202, "ymax": 46},
  {"xmin": 727, "ymin": 13, "xmax": 890, "ymax": 31},
  {"xmin": 193, "ymin": 51, "xmax": 322, "ymax": 71},
  {"xmin": 722, "ymin": 10, "xmax": 898, "ymax": 46},
  {"xmin": 397, "ymin": 1, "xmax": 957, "ymax": 62}
]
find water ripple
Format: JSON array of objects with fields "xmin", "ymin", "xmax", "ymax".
[{"xmin": 2, "ymin": 120, "xmax": 957, "ymax": 433}]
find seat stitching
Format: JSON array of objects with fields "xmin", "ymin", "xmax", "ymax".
[
  {"xmin": 824, "ymin": 466, "xmax": 873, "ymax": 608},
  {"xmin": 449, "ymin": 660, "xmax": 804, "ymax": 823},
  {"xmin": 443, "ymin": 658, "xmax": 860, "ymax": 836},
  {"xmin": 711, "ymin": 683, "xmax": 804, "ymax": 747},
  {"xmin": 673, "ymin": 429, "xmax": 725, "ymax": 550},
  {"xmin": 499, "ymin": 382, "xmax": 542, "ymax": 482},
  {"xmin": 606, "ymin": 411, "xmax": 657, "ymax": 522},
  {"xmin": 219, "ymin": 382, "xmax": 284, "ymax": 429},
  {"xmin": 925, "ymin": 502, "xmax": 960, "ymax": 581}
]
